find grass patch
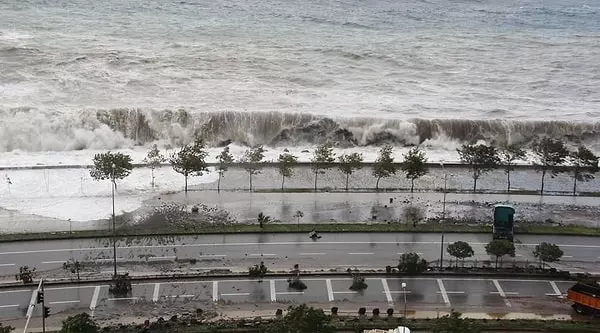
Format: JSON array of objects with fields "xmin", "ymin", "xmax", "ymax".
[{"xmin": 1, "ymin": 222, "xmax": 599, "ymax": 243}]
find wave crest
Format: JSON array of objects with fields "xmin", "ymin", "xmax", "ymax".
[{"xmin": 1, "ymin": 107, "xmax": 600, "ymax": 152}]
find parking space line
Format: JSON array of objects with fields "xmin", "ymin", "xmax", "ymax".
[
  {"xmin": 199, "ymin": 254, "xmax": 227, "ymax": 258},
  {"xmin": 347, "ymin": 252, "xmax": 374, "ymax": 255},
  {"xmin": 0, "ymin": 263, "xmax": 15, "ymax": 267},
  {"xmin": 333, "ymin": 291, "xmax": 359, "ymax": 294},
  {"xmin": 41, "ymin": 260, "xmax": 66, "ymax": 264},
  {"xmin": 0, "ymin": 289, "xmax": 31, "ymax": 294},
  {"xmin": 270, "ymin": 280, "xmax": 276, "ymax": 302},
  {"xmin": 107, "ymin": 297, "xmax": 138, "ymax": 301},
  {"xmin": 277, "ymin": 291, "xmax": 304, "ymax": 295},
  {"xmin": 90, "ymin": 286, "xmax": 100, "ymax": 311},
  {"xmin": 396, "ymin": 253, "xmax": 423, "ymax": 255},
  {"xmin": 299, "ymin": 253, "xmax": 326, "ymax": 255},
  {"xmin": 326, "ymin": 279, "xmax": 334, "ymax": 301},
  {"xmin": 153, "ymin": 283, "xmax": 160, "ymax": 302},
  {"xmin": 212, "ymin": 281, "xmax": 218, "ymax": 302},
  {"xmin": 221, "ymin": 293, "xmax": 250, "ymax": 296},
  {"xmin": 437, "ymin": 291, "xmax": 465, "ymax": 294},
  {"xmin": 492, "ymin": 279, "xmax": 512, "ymax": 308},
  {"xmin": 250, "ymin": 253, "xmax": 276, "ymax": 256},
  {"xmin": 389, "ymin": 291, "xmax": 411, "ymax": 294},
  {"xmin": 562, "ymin": 256, "xmax": 573, "ymax": 258},
  {"xmin": 46, "ymin": 286, "xmax": 95, "ymax": 291},
  {"xmin": 0, "ymin": 304, "xmax": 18, "ymax": 308},
  {"xmin": 166, "ymin": 295, "xmax": 195, "ymax": 298},
  {"xmin": 437, "ymin": 279, "xmax": 451, "ymax": 307},
  {"xmin": 49, "ymin": 300, "xmax": 79, "ymax": 305},
  {"xmin": 381, "ymin": 279, "xmax": 393, "ymax": 306}
]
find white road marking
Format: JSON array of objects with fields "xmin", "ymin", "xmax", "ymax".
[
  {"xmin": 0, "ymin": 289, "xmax": 30, "ymax": 294},
  {"xmin": 326, "ymin": 279, "xmax": 334, "ymax": 302},
  {"xmin": 49, "ymin": 300, "xmax": 79, "ymax": 305},
  {"xmin": 397, "ymin": 253, "xmax": 423, "ymax": 255},
  {"xmin": 270, "ymin": 280, "xmax": 276, "ymax": 302},
  {"xmin": 166, "ymin": 295, "xmax": 195, "ymax": 298},
  {"xmin": 250, "ymin": 253, "xmax": 276, "ymax": 256},
  {"xmin": 107, "ymin": 297, "xmax": 138, "ymax": 301},
  {"xmin": 492, "ymin": 279, "xmax": 512, "ymax": 308},
  {"xmin": 348, "ymin": 252, "xmax": 374, "ymax": 255},
  {"xmin": 333, "ymin": 291, "xmax": 359, "ymax": 294},
  {"xmin": 46, "ymin": 286, "xmax": 95, "ymax": 291},
  {"xmin": 198, "ymin": 254, "xmax": 227, "ymax": 258},
  {"xmin": 276, "ymin": 291, "xmax": 304, "ymax": 295},
  {"xmin": 90, "ymin": 286, "xmax": 100, "ymax": 311},
  {"xmin": 152, "ymin": 283, "xmax": 160, "ymax": 302},
  {"xmin": 212, "ymin": 281, "xmax": 218, "ymax": 302},
  {"xmin": 298, "ymin": 253, "xmax": 326, "ymax": 256},
  {"xmin": 549, "ymin": 281, "xmax": 564, "ymax": 298},
  {"xmin": 191, "ymin": 267, "xmax": 234, "ymax": 270},
  {"xmin": 437, "ymin": 291, "xmax": 465, "ymax": 294},
  {"xmin": 148, "ymin": 256, "xmax": 176, "ymax": 261},
  {"xmin": 0, "ymin": 304, "xmax": 18, "ymax": 308},
  {"xmin": 562, "ymin": 256, "xmax": 573, "ymax": 258},
  {"xmin": 0, "ymin": 263, "xmax": 15, "ymax": 267},
  {"xmin": 437, "ymin": 279, "xmax": 451, "ymax": 307},
  {"xmin": 381, "ymin": 279, "xmax": 393, "ymax": 306},
  {"xmin": 1, "ymin": 240, "xmax": 600, "ymax": 256},
  {"xmin": 101, "ymin": 270, "xmax": 130, "ymax": 274},
  {"xmin": 41, "ymin": 260, "xmax": 67, "ymax": 264},
  {"xmin": 221, "ymin": 293, "xmax": 250, "ymax": 296},
  {"xmin": 389, "ymin": 291, "xmax": 412, "ymax": 294}
]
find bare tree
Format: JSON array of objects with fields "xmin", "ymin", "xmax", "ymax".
[
  {"xmin": 142, "ymin": 144, "xmax": 166, "ymax": 188},
  {"xmin": 498, "ymin": 143, "xmax": 526, "ymax": 193}
]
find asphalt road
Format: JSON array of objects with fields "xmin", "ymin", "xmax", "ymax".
[
  {"xmin": 0, "ymin": 275, "xmax": 577, "ymax": 321},
  {"xmin": 0, "ymin": 233, "xmax": 599, "ymax": 279}
]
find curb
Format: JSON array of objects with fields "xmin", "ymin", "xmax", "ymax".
[{"xmin": 0, "ymin": 270, "xmax": 578, "ymax": 290}]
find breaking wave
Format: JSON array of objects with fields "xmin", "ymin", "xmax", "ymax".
[{"xmin": 1, "ymin": 107, "xmax": 600, "ymax": 152}]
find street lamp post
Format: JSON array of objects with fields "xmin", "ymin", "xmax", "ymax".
[
  {"xmin": 111, "ymin": 163, "xmax": 117, "ymax": 278},
  {"xmin": 402, "ymin": 282, "xmax": 407, "ymax": 333},
  {"xmin": 439, "ymin": 162, "xmax": 447, "ymax": 271}
]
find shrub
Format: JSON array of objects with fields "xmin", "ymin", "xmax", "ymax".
[
  {"xmin": 109, "ymin": 273, "xmax": 132, "ymax": 297},
  {"xmin": 398, "ymin": 253, "xmax": 428, "ymax": 275},
  {"xmin": 349, "ymin": 272, "xmax": 368, "ymax": 291},
  {"xmin": 15, "ymin": 266, "xmax": 35, "ymax": 284},
  {"xmin": 248, "ymin": 261, "xmax": 268, "ymax": 282}
]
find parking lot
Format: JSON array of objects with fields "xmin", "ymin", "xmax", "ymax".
[{"xmin": 0, "ymin": 276, "xmax": 573, "ymax": 320}]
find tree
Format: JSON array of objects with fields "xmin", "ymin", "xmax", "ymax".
[
  {"xmin": 142, "ymin": 144, "xmax": 165, "ymax": 188},
  {"xmin": 60, "ymin": 313, "xmax": 99, "ymax": 333},
  {"xmin": 278, "ymin": 153, "xmax": 298, "ymax": 191},
  {"xmin": 446, "ymin": 241, "xmax": 474, "ymax": 268},
  {"xmin": 169, "ymin": 136, "xmax": 209, "ymax": 193},
  {"xmin": 15, "ymin": 266, "xmax": 35, "ymax": 284},
  {"xmin": 531, "ymin": 137, "xmax": 569, "ymax": 194},
  {"xmin": 338, "ymin": 152, "xmax": 364, "ymax": 191},
  {"xmin": 257, "ymin": 212, "xmax": 271, "ymax": 229},
  {"xmin": 457, "ymin": 143, "xmax": 499, "ymax": 192},
  {"xmin": 373, "ymin": 144, "xmax": 397, "ymax": 191},
  {"xmin": 109, "ymin": 273, "xmax": 132, "ymax": 297},
  {"xmin": 349, "ymin": 271, "xmax": 368, "ymax": 291},
  {"xmin": 401, "ymin": 146, "xmax": 429, "ymax": 193},
  {"xmin": 89, "ymin": 151, "xmax": 133, "ymax": 190},
  {"xmin": 397, "ymin": 252, "xmax": 428, "ymax": 275},
  {"xmin": 485, "ymin": 240, "xmax": 515, "ymax": 269},
  {"xmin": 498, "ymin": 143, "xmax": 526, "ymax": 193},
  {"xmin": 63, "ymin": 259, "xmax": 84, "ymax": 281},
  {"xmin": 433, "ymin": 310, "xmax": 480, "ymax": 333},
  {"xmin": 568, "ymin": 145, "xmax": 599, "ymax": 195},
  {"xmin": 239, "ymin": 145, "xmax": 265, "ymax": 191},
  {"xmin": 533, "ymin": 242, "xmax": 564, "ymax": 268},
  {"xmin": 0, "ymin": 323, "xmax": 14, "ymax": 333},
  {"xmin": 263, "ymin": 305, "xmax": 333, "ymax": 333},
  {"xmin": 216, "ymin": 146, "xmax": 234, "ymax": 193},
  {"xmin": 248, "ymin": 261, "xmax": 268, "ymax": 282},
  {"xmin": 311, "ymin": 142, "xmax": 335, "ymax": 191},
  {"xmin": 293, "ymin": 210, "xmax": 304, "ymax": 225}
]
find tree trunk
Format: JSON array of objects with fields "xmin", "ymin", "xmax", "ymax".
[
  {"xmin": 495, "ymin": 256, "xmax": 499, "ymax": 270},
  {"xmin": 410, "ymin": 178, "xmax": 415, "ymax": 193},
  {"xmin": 184, "ymin": 174, "xmax": 188, "ymax": 193},
  {"xmin": 540, "ymin": 168, "xmax": 546, "ymax": 194},
  {"xmin": 151, "ymin": 168, "xmax": 155, "ymax": 188},
  {"xmin": 506, "ymin": 170, "xmax": 510, "ymax": 193},
  {"xmin": 314, "ymin": 170, "xmax": 318, "ymax": 191},
  {"xmin": 249, "ymin": 173, "xmax": 253, "ymax": 192},
  {"xmin": 345, "ymin": 174, "xmax": 349, "ymax": 191},
  {"xmin": 217, "ymin": 174, "xmax": 221, "ymax": 193},
  {"xmin": 473, "ymin": 177, "xmax": 477, "ymax": 193},
  {"xmin": 376, "ymin": 177, "xmax": 381, "ymax": 191},
  {"xmin": 281, "ymin": 176, "xmax": 285, "ymax": 192}
]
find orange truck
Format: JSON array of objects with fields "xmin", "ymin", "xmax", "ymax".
[{"xmin": 567, "ymin": 282, "xmax": 600, "ymax": 315}]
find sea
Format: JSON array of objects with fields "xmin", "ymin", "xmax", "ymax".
[{"xmin": 1, "ymin": 0, "xmax": 600, "ymax": 165}]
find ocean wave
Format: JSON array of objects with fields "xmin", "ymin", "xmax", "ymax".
[{"xmin": 1, "ymin": 108, "xmax": 600, "ymax": 153}]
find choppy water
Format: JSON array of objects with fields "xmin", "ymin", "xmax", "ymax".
[{"xmin": 1, "ymin": 0, "xmax": 600, "ymax": 154}]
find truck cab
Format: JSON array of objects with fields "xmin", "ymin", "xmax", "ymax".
[{"xmin": 493, "ymin": 204, "xmax": 515, "ymax": 242}]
